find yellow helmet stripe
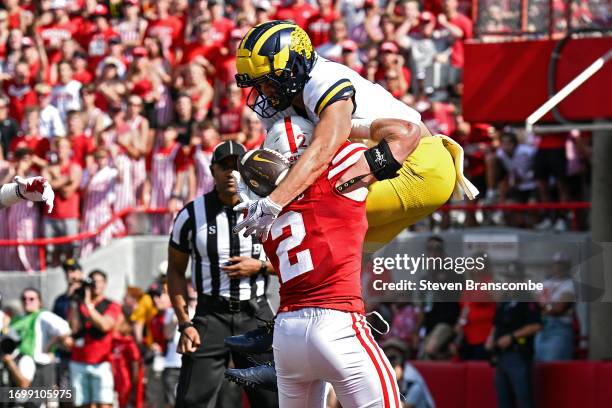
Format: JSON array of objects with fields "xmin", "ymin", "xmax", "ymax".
[
  {"xmin": 251, "ymin": 22, "xmax": 296, "ymax": 56},
  {"xmin": 315, "ymin": 79, "xmax": 354, "ymax": 115}
]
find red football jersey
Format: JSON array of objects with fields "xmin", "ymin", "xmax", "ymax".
[{"xmin": 263, "ymin": 142, "xmax": 368, "ymax": 314}]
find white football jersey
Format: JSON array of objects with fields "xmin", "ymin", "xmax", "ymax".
[{"xmin": 258, "ymin": 55, "xmax": 421, "ymax": 130}]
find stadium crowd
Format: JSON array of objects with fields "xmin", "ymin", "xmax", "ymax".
[{"xmin": 0, "ymin": 0, "xmax": 601, "ymax": 272}]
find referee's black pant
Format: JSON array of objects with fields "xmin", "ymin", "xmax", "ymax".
[{"xmin": 175, "ymin": 295, "xmax": 278, "ymax": 408}]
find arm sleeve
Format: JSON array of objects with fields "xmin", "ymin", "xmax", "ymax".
[
  {"xmin": 40, "ymin": 311, "xmax": 71, "ymax": 337},
  {"xmin": 169, "ymin": 204, "xmax": 193, "ymax": 253}
]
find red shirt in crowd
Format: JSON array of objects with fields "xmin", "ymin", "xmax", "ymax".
[
  {"xmin": 9, "ymin": 134, "xmax": 50, "ymax": 161},
  {"xmin": 538, "ymin": 132, "xmax": 568, "ymax": 150},
  {"xmin": 275, "ymin": 2, "xmax": 318, "ymax": 29},
  {"xmin": 69, "ymin": 134, "xmax": 95, "ymax": 168},
  {"xmin": 3, "ymin": 81, "xmax": 37, "ymax": 123},
  {"xmin": 111, "ymin": 334, "xmax": 143, "ymax": 408},
  {"xmin": 306, "ymin": 9, "xmax": 339, "ymax": 47},
  {"xmin": 210, "ymin": 17, "xmax": 234, "ymax": 45},
  {"xmin": 146, "ymin": 16, "xmax": 184, "ymax": 52},
  {"xmin": 48, "ymin": 162, "xmax": 81, "ymax": 220},
  {"xmin": 446, "ymin": 13, "xmax": 473, "ymax": 68},
  {"xmin": 71, "ymin": 299, "xmax": 122, "ymax": 365}
]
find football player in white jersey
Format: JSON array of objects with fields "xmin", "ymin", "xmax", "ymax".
[
  {"xmin": 0, "ymin": 176, "xmax": 54, "ymax": 212},
  {"xmin": 233, "ymin": 20, "xmax": 477, "ymax": 251}
]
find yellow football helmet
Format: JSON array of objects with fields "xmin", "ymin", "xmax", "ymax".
[{"xmin": 235, "ymin": 20, "xmax": 316, "ymax": 118}]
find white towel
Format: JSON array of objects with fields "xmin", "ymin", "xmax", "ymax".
[{"xmin": 437, "ymin": 134, "xmax": 480, "ymax": 201}]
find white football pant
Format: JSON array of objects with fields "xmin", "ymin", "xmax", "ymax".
[{"xmin": 273, "ymin": 308, "xmax": 401, "ymax": 408}]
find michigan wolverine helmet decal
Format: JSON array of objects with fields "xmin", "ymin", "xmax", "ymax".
[{"xmin": 235, "ymin": 20, "xmax": 316, "ymax": 118}]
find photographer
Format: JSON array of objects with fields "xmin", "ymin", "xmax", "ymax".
[
  {"xmin": 0, "ymin": 330, "xmax": 36, "ymax": 407},
  {"xmin": 52, "ymin": 258, "xmax": 85, "ymax": 391},
  {"xmin": 69, "ymin": 270, "xmax": 121, "ymax": 408}
]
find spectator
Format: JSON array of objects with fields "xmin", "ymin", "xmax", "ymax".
[
  {"xmin": 162, "ymin": 284, "xmax": 196, "ymax": 408},
  {"xmin": 421, "ymin": 236, "xmax": 462, "ymax": 359},
  {"xmin": 82, "ymin": 4, "xmax": 118, "ymax": 71},
  {"xmin": 456, "ymin": 254, "xmax": 495, "ymax": 360},
  {"xmin": 274, "ymin": 0, "xmax": 317, "ymax": 29},
  {"xmin": 491, "ymin": 131, "xmax": 537, "ymax": 226},
  {"xmin": 217, "ymin": 82, "xmax": 246, "ymax": 141},
  {"xmin": 69, "ymin": 269, "xmax": 122, "ymax": 408},
  {"xmin": 3, "ymin": 60, "xmax": 37, "ymax": 124},
  {"xmin": 71, "ymin": 51, "xmax": 94, "ymax": 85},
  {"xmin": 438, "ymin": 0, "xmax": 473, "ymax": 73},
  {"xmin": 111, "ymin": 316, "xmax": 143, "ymax": 408},
  {"xmin": 10, "ymin": 287, "xmax": 71, "ymax": 394},
  {"xmin": 306, "ymin": 0, "xmax": 339, "ymax": 47},
  {"xmin": 10, "ymin": 107, "xmax": 50, "ymax": 169},
  {"xmin": 375, "ymin": 42, "xmax": 411, "ymax": 99},
  {"xmin": 534, "ymin": 132, "xmax": 570, "ymax": 232},
  {"xmin": 80, "ymin": 147, "xmax": 118, "ymax": 257},
  {"xmin": 339, "ymin": 39, "xmax": 364, "ymax": 75},
  {"xmin": 0, "ymin": 95, "xmax": 19, "ymax": 160},
  {"xmin": 98, "ymin": 103, "xmax": 139, "ymax": 216},
  {"xmin": 188, "ymin": 120, "xmax": 219, "ymax": 200},
  {"xmin": 51, "ymin": 61, "xmax": 82, "ymax": 123},
  {"xmin": 145, "ymin": 125, "xmax": 188, "ymax": 233},
  {"xmin": 317, "ymin": 19, "xmax": 350, "ymax": 62},
  {"xmin": 63, "ymin": 111, "xmax": 93, "ymax": 170},
  {"xmin": 2, "ymin": 148, "xmax": 42, "ymax": 271},
  {"xmin": 172, "ymin": 92, "xmax": 196, "ymax": 147},
  {"xmin": 35, "ymin": 82, "xmax": 66, "ymax": 139},
  {"xmin": 486, "ymin": 262, "xmax": 542, "ymax": 408},
  {"xmin": 117, "ymin": 0, "xmax": 148, "ymax": 48},
  {"xmin": 81, "ymin": 83, "xmax": 110, "ymax": 139},
  {"xmin": 535, "ymin": 252, "xmax": 576, "ymax": 361},
  {"xmin": 42, "ymin": 137, "xmax": 83, "ymax": 265},
  {"xmin": 125, "ymin": 95, "xmax": 151, "ymax": 202}
]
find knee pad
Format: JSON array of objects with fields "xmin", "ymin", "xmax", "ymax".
[{"xmin": 363, "ymin": 139, "xmax": 402, "ymax": 181}]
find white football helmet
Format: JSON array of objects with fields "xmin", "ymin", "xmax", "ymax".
[{"xmin": 263, "ymin": 116, "xmax": 315, "ymax": 166}]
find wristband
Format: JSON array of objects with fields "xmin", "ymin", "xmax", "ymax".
[{"xmin": 178, "ymin": 321, "xmax": 194, "ymax": 333}]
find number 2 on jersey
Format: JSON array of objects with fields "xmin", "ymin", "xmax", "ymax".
[{"xmin": 270, "ymin": 211, "xmax": 314, "ymax": 282}]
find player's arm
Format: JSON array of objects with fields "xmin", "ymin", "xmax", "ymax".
[
  {"xmin": 337, "ymin": 118, "xmax": 421, "ymax": 189},
  {"xmin": 269, "ymin": 99, "xmax": 353, "ymax": 207}
]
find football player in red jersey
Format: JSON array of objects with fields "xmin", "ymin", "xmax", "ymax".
[{"xmin": 233, "ymin": 116, "xmax": 417, "ymax": 408}]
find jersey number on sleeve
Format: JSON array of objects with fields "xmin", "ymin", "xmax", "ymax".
[{"xmin": 270, "ymin": 211, "xmax": 314, "ymax": 282}]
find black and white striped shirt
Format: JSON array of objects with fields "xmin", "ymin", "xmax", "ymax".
[{"xmin": 169, "ymin": 190, "xmax": 267, "ymax": 301}]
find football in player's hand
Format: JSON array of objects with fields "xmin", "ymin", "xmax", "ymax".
[{"xmin": 239, "ymin": 148, "xmax": 290, "ymax": 197}]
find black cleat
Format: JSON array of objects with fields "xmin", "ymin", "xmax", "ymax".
[
  {"xmin": 225, "ymin": 363, "xmax": 278, "ymax": 392},
  {"xmin": 224, "ymin": 320, "xmax": 274, "ymax": 355}
]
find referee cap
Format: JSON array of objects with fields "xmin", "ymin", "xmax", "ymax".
[{"xmin": 211, "ymin": 141, "xmax": 246, "ymax": 164}]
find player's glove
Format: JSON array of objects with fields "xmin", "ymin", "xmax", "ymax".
[
  {"xmin": 233, "ymin": 197, "xmax": 282, "ymax": 242},
  {"xmin": 14, "ymin": 176, "xmax": 55, "ymax": 213}
]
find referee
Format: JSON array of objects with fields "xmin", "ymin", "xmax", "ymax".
[{"xmin": 167, "ymin": 141, "xmax": 278, "ymax": 408}]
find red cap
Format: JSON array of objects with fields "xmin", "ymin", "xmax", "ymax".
[
  {"xmin": 92, "ymin": 4, "xmax": 108, "ymax": 16},
  {"xmin": 380, "ymin": 41, "xmax": 399, "ymax": 53},
  {"xmin": 341, "ymin": 40, "xmax": 358, "ymax": 52},
  {"xmin": 132, "ymin": 46, "xmax": 148, "ymax": 57}
]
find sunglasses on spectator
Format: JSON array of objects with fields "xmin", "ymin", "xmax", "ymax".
[{"xmin": 22, "ymin": 296, "xmax": 38, "ymax": 302}]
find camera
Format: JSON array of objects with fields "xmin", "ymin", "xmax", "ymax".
[
  {"xmin": 0, "ymin": 335, "xmax": 19, "ymax": 356},
  {"xmin": 71, "ymin": 277, "xmax": 96, "ymax": 302}
]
